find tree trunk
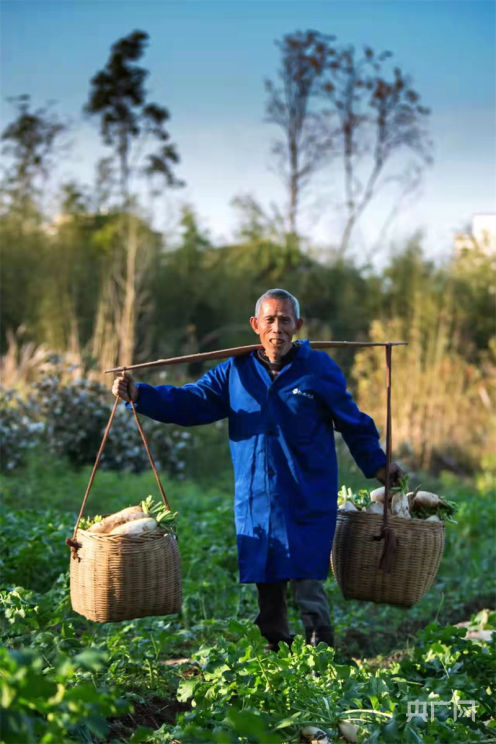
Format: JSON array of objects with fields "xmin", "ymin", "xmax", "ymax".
[
  {"xmin": 91, "ymin": 274, "xmax": 120, "ymax": 380},
  {"xmin": 288, "ymin": 141, "xmax": 298, "ymax": 235},
  {"xmin": 119, "ymin": 214, "xmax": 138, "ymax": 368}
]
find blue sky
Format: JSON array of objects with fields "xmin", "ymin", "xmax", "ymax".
[{"xmin": 1, "ymin": 0, "xmax": 495, "ymax": 261}]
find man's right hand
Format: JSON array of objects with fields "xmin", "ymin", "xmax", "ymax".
[{"xmin": 112, "ymin": 373, "xmax": 139, "ymax": 403}]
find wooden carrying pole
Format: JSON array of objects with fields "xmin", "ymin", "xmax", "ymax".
[
  {"xmin": 373, "ymin": 342, "xmax": 399, "ymax": 572},
  {"xmin": 104, "ymin": 340, "xmax": 406, "ymax": 578},
  {"xmin": 105, "ymin": 341, "xmax": 407, "ymax": 374}
]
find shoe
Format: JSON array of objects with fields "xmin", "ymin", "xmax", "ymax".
[
  {"xmin": 305, "ymin": 625, "xmax": 334, "ymax": 647},
  {"xmin": 263, "ymin": 634, "xmax": 294, "ymax": 652},
  {"xmin": 264, "ymin": 641, "xmax": 279, "ymax": 653}
]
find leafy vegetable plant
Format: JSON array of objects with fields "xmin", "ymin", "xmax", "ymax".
[
  {"xmin": 78, "ymin": 495, "xmax": 177, "ymax": 534},
  {"xmin": 339, "ymin": 476, "xmax": 458, "ymax": 523},
  {"xmin": 141, "ymin": 494, "xmax": 178, "ymax": 533},
  {"xmin": 0, "ymin": 462, "xmax": 493, "ymax": 742}
]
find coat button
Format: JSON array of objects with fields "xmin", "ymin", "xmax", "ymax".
[
  {"xmin": 267, "ymin": 428, "xmax": 276, "ymax": 436},
  {"xmin": 268, "ymin": 468, "xmax": 275, "ymax": 477}
]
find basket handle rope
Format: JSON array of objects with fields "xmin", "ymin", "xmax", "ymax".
[
  {"xmin": 66, "ymin": 371, "xmax": 171, "ymax": 554},
  {"xmin": 372, "ymin": 343, "xmax": 398, "ymax": 572}
]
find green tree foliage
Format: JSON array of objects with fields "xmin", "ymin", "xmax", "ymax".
[
  {"xmin": 295, "ymin": 259, "xmax": 378, "ymax": 369},
  {"xmin": 0, "ymin": 216, "xmax": 47, "ymax": 352},
  {"xmin": 150, "ymin": 207, "xmax": 253, "ymax": 374},
  {"xmin": 230, "ymin": 195, "xmax": 303, "ymax": 280},
  {"xmin": 1, "ymin": 94, "xmax": 65, "ymax": 219},
  {"xmin": 36, "ymin": 184, "xmax": 111, "ymax": 354},
  {"xmin": 89, "ymin": 210, "xmax": 163, "ymax": 372},
  {"xmin": 376, "ymin": 234, "xmax": 452, "ymax": 354},
  {"xmin": 0, "ymin": 96, "xmax": 66, "ymax": 351},
  {"xmin": 84, "ymin": 29, "xmax": 182, "ymax": 202},
  {"xmin": 147, "ymin": 201, "xmax": 380, "ymax": 379},
  {"xmin": 352, "ymin": 240, "xmax": 495, "ymax": 472},
  {"xmin": 451, "ymin": 242, "xmax": 496, "ymax": 359},
  {"xmin": 354, "ymin": 315, "xmax": 495, "ymax": 473}
]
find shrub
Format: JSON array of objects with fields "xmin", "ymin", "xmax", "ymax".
[
  {"xmin": 34, "ymin": 371, "xmax": 110, "ymax": 468},
  {"xmin": 0, "ymin": 388, "xmax": 44, "ymax": 473},
  {"xmin": 31, "ymin": 365, "xmax": 191, "ymax": 476},
  {"xmin": 1, "ymin": 360, "xmax": 192, "ymax": 477}
]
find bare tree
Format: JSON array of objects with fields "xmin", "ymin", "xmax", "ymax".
[
  {"xmin": 266, "ymin": 32, "xmax": 432, "ymax": 255},
  {"xmin": 320, "ymin": 44, "xmax": 432, "ymax": 254},
  {"xmin": 265, "ymin": 30, "xmax": 337, "ymax": 236}
]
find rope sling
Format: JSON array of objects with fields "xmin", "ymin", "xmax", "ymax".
[{"xmin": 67, "ymin": 374, "xmax": 171, "ymax": 554}]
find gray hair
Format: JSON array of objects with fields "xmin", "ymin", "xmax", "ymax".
[{"xmin": 254, "ymin": 288, "xmax": 301, "ymax": 319}]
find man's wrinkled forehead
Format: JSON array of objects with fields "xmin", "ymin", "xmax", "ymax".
[{"xmin": 258, "ymin": 298, "xmax": 297, "ymax": 320}]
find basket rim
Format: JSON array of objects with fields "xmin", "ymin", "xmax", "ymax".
[
  {"xmin": 336, "ymin": 510, "xmax": 445, "ymax": 530},
  {"xmin": 75, "ymin": 527, "xmax": 174, "ymax": 542}
]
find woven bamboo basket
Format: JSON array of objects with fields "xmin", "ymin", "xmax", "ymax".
[
  {"xmin": 70, "ymin": 528, "xmax": 181, "ymax": 623},
  {"xmin": 331, "ymin": 511, "xmax": 445, "ymax": 607},
  {"xmin": 68, "ymin": 395, "xmax": 182, "ymax": 623}
]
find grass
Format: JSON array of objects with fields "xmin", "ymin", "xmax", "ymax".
[
  {"xmin": 1, "ymin": 450, "xmax": 495, "ymax": 743},
  {"xmin": 1, "ymin": 446, "xmax": 495, "ymax": 660}
]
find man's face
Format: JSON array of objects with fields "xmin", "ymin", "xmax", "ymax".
[{"xmin": 250, "ymin": 298, "xmax": 303, "ymax": 360}]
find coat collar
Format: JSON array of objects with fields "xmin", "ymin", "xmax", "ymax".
[
  {"xmin": 250, "ymin": 339, "xmax": 310, "ymax": 386},
  {"xmin": 295, "ymin": 339, "xmax": 311, "ymax": 358}
]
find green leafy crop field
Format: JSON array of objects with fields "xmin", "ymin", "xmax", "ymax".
[{"xmin": 1, "ymin": 458, "xmax": 495, "ymax": 743}]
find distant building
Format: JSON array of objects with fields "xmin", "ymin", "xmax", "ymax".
[{"xmin": 454, "ymin": 213, "xmax": 496, "ymax": 255}]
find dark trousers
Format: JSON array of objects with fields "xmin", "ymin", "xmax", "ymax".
[{"xmin": 255, "ymin": 579, "xmax": 333, "ymax": 647}]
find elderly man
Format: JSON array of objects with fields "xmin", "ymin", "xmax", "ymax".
[{"xmin": 113, "ymin": 288, "xmax": 402, "ymax": 650}]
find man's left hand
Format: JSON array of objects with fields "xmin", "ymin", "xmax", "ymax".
[{"xmin": 374, "ymin": 462, "xmax": 405, "ymax": 487}]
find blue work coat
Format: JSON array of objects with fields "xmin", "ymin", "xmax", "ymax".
[{"xmin": 130, "ymin": 340, "xmax": 386, "ymax": 583}]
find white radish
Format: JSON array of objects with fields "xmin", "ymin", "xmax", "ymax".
[
  {"xmin": 87, "ymin": 505, "xmax": 144, "ymax": 533},
  {"xmin": 109, "ymin": 517, "xmax": 158, "ymax": 536},
  {"xmin": 425, "ymin": 514, "xmax": 441, "ymax": 522},
  {"xmin": 366, "ymin": 502, "xmax": 383, "ymax": 515},
  {"xmin": 413, "ymin": 491, "xmax": 444, "ymax": 509},
  {"xmin": 339, "ymin": 500, "xmax": 359, "ymax": 512},
  {"xmin": 406, "ymin": 491, "xmax": 416, "ymax": 512},
  {"xmin": 370, "ymin": 486, "xmax": 385, "ymax": 503},
  {"xmin": 338, "ymin": 721, "xmax": 359, "ymax": 743},
  {"xmin": 391, "ymin": 492, "xmax": 411, "ymax": 519},
  {"xmin": 86, "ymin": 519, "xmax": 108, "ymax": 534}
]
